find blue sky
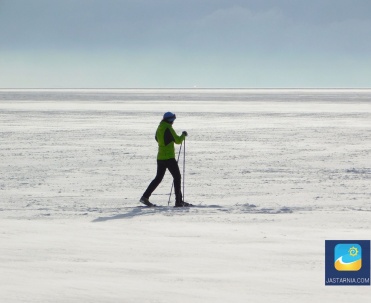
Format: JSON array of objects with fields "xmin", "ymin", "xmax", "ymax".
[{"xmin": 1, "ymin": 0, "xmax": 371, "ymax": 88}]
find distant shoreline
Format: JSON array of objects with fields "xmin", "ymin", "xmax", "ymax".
[{"xmin": 1, "ymin": 87, "xmax": 371, "ymax": 91}]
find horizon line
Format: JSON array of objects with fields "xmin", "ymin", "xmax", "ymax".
[{"xmin": 1, "ymin": 87, "xmax": 371, "ymax": 90}]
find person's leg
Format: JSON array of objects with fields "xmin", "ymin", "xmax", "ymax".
[
  {"xmin": 166, "ymin": 158, "xmax": 182, "ymax": 205},
  {"xmin": 142, "ymin": 160, "xmax": 166, "ymax": 199}
]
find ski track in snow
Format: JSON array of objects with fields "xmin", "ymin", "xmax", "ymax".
[{"xmin": 0, "ymin": 89, "xmax": 371, "ymax": 303}]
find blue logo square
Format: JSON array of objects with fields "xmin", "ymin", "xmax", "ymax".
[
  {"xmin": 334, "ymin": 244, "xmax": 362, "ymax": 271},
  {"xmin": 325, "ymin": 240, "xmax": 370, "ymax": 286}
]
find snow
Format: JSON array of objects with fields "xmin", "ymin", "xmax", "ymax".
[{"xmin": 0, "ymin": 89, "xmax": 370, "ymax": 302}]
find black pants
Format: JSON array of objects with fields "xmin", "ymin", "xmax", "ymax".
[{"xmin": 143, "ymin": 158, "xmax": 182, "ymax": 203}]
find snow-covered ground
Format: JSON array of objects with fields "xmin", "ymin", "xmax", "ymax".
[{"xmin": 0, "ymin": 89, "xmax": 370, "ymax": 302}]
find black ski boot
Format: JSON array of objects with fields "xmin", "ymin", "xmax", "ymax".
[
  {"xmin": 140, "ymin": 196, "xmax": 157, "ymax": 207},
  {"xmin": 175, "ymin": 201, "xmax": 194, "ymax": 208}
]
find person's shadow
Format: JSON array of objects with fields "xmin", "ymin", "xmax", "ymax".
[
  {"xmin": 93, "ymin": 206, "xmax": 160, "ymax": 222},
  {"xmin": 91, "ymin": 205, "xmax": 224, "ymax": 222},
  {"xmin": 92, "ymin": 206, "xmax": 187, "ymax": 222}
]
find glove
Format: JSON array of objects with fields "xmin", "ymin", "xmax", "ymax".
[{"xmin": 182, "ymin": 131, "xmax": 188, "ymax": 137}]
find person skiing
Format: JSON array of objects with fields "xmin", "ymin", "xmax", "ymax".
[{"xmin": 140, "ymin": 112, "xmax": 192, "ymax": 207}]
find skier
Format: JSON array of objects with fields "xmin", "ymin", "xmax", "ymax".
[{"xmin": 140, "ymin": 112, "xmax": 192, "ymax": 207}]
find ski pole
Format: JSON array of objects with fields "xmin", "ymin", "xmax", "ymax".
[
  {"xmin": 168, "ymin": 141, "xmax": 183, "ymax": 206},
  {"xmin": 183, "ymin": 137, "xmax": 185, "ymax": 203}
]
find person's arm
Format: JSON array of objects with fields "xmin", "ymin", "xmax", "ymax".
[{"xmin": 164, "ymin": 127, "xmax": 185, "ymax": 145}]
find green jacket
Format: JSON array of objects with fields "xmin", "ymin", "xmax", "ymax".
[{"xmin": 155, "ymin": 121, "xmax": 185, "ymax": 160}]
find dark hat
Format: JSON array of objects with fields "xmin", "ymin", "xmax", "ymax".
[{"xmin": 163, "ymin": 112, "xmax": 176, "ymax": 122}]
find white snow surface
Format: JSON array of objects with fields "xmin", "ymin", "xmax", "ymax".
[{"xmin": 0, "ymin": 89, "xmax": 370, "ymax": 302}]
